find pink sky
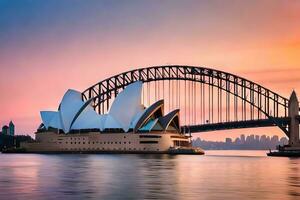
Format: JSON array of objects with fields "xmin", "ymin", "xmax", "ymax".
[{"xmin": 0, "ymin": 0, "xmax": 300, "ymax": 141}]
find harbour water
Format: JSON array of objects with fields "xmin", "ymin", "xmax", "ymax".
[{"xmin": 0, "ymin": 151, "xmax": 299, "ymax": 200}]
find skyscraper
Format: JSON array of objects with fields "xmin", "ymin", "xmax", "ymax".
[
  {"xmin": 9, "ymin": 121, "xmax": 14, "ymax": 136},
  {"xmin": 240, "ymin": 134, "xmax": 245, "ymax": 144}
]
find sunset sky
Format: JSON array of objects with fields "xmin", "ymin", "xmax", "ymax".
[{"xmin": 1, "ymin": 0, "xmax": 300, "ymax": 140}]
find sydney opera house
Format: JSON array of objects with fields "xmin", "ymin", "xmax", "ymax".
[{"xmin": 21, "ymin": 81, "xmax": 203, "ymax": 154}]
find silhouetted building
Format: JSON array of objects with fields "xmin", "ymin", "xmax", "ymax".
[
  {"xmin": 192, "ymin": 134, "xmax": 289, "ymax": 150},
  {"xmin": 280, "ymin": 137, "xmax": 288, "ymax": 145},
  {"xmin": 235, "ymin": 138, "xmax": 241, "ymax": 145},
  {"xmin": 2, "ymin": 125, "xmax": 9, "ymax": 135},
  {"xmin": 255, "ymin": 135, "xmax": 260, "ymax": 142},
  {"xmin": 240, "ymin": 134, "xmax": 245, "ymax": 144},
  {"xmin": 0, "ymin": 134, "xmax": 33, "ymax": 151},
  {"xmin": 9, "ymin": 121, "xmax": 15, "ymax": 136},
  {"xmin": 271, "ymin": 135, "xmax": 279, "ymax": 143},
  {"xmin": 225, "ymin": 138, "xmax": 232, "ymax": 144}
]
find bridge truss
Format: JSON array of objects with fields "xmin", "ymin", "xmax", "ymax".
[{"xmin": 82, "ymin": 66, "xmax": 290, "ymax": 136}]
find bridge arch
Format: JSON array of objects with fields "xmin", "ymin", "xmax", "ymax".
[{"xmin": 82, "ymin": 65, "xmax": 290, "ymax": 135}]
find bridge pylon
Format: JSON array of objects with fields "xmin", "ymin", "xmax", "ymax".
[{"xmin": 288, "ymin": 91, "xmax": 300, "ymax": 147}]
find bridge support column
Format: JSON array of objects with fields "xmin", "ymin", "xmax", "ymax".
[{"xmin": 288, "ymin": 91, "xmax": 300, "ymax": 147}]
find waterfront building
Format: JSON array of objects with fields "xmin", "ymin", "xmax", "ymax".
[
  {"xmin": 2, "ymin": 125, "xmax": 8, "ymax": 135},
  {"xmin": 225, "ymin": 138, "xmax": 232, "ymax": 144},
  {"xmin": 9, "ymin": 121, "xmax": 15, "ymax": 136},
  {"xmin": 255, "ymin": 135, "xmax": 260, "ymax": 142},
  {"xmin": 240, "ymin": 134, "xmax": 245, "ymax": 144},
  {"xmin": 21, "ymin": 81, "xmax": 203, "ymax": 154}
]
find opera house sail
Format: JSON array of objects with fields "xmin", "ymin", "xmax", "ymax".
[{"xmin": 21, "ymin": 81, "xmax": 204, "ymax": 154}]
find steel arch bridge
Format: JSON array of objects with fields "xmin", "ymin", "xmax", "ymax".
[{"xmin": 82, "ymin": 65, "xmax": 298, "ymax": 138}]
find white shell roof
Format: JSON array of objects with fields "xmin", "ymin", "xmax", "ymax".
[
  {"xmin": 129, "ymin": 106, "xmax": 145, "ymax": 129},
  {"xmin": 103, "ymin": 114, "xmax": 123, "ymax": 129},
  {"xmin": 59, "ymin": 89, "xmax": 85, "ymax": 133},
  {"xmin": 108, "ymin": 81, "xmax": 143, "ymax": 132},
  {"xmin": 48, "ymin": 112, "xmax": 63, "ymax": 130},
  {"xmin": 71, "ymin": 103, "xmax": 105, "ymax": 131},
  {"xmin": 39, "ymin": 81, "xmax": 180, "ymax": 134},
  {"xmin": 40, "ymin": 111, "xmax": 57, "ymax": 129}
]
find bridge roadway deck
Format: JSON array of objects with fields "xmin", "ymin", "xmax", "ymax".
[{"xmin": 183, "ymin": 117, "xmax": 292, "ymax": 133}]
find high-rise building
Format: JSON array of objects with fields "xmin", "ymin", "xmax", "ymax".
[
  {"xmin": 9, "ymin": 121, "xmax": 15, "ymax": 136},
  {"xmin": 2, "ymin": 125, "xmax": 9, "ymax": 135},
  {"xmin": 240, "ymin": 134, "xmax": 245, "ymax": 144},
  {"xmin": 260, "ymin": 135, "xmax": 267, "ymax": 143},
  {"xmin": 225, "ymin": 138, "xmax": 232, "ymax": 144},
  {"xmin": 255, "ymin": 135, "xmax": 260, "ymax": 142}
]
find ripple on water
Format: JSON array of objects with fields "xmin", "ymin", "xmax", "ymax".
[{"xmin": 0, "ymin": 151, "xmax": 299, "ymax": 200}]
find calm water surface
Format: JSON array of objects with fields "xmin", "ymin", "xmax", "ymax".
[{"xmin": 0, "ymin": 151, "xmax": 299, "ymax": 200}]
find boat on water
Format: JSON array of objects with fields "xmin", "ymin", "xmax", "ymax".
[
  {"xmin": 18, "ymin": 81, "xmax": 204, "ymax": 155},
  {"xmin": 267, "ymin": 145, "xmax": 300, "ymax": 157}
]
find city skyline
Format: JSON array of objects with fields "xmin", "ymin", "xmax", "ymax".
[
  {"xmin": 1, "ymin": 0, "xmax": 300, "ymax": 140},
  {"xmin": 193, "ymin": 134, "xmax": 288, "ymax": 150}
]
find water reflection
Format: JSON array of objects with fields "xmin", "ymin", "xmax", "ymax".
[
  {"xmin": 0, "ymin": 151, "xmax": 299, "ymax": 200},
  {"xmin": 287, "ymin": 158, "xmax": 300, "ymax": 198}
]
